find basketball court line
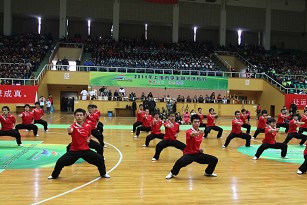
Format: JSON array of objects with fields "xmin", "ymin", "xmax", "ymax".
[{"xmin": 31, "ymin": 141, "xmax": 123, "ymax": 205}]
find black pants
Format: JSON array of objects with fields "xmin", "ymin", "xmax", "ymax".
[
  {"xmin": 97, "ymin": 121, "xmax": 104, "ymax": 133},
  {"xmin": 136, "ymin": 126, "xmax": 151, "ymax": 136},
  {"xmin": 171, "ymin": 153, "xmax": 218, "ymax": 176},
  {"xmin": 298, "ymin": 154, "xmax": 307, "ymax": 173},
  {"xmin": 34, "ymin": 119, "xmax": 48, "ymax": 131},
  {"xmin": 67, "ymin": 140, "xmax": 104, "ymax": 157},
  {"xmin": 153, "ymin": 140, "xmax": 186, "ymax": 160},
  {"xmin": 283, "ymin": 132, "xmax": 307, "ymax": 145},
  {"xmin": 252, "ymin": 128, "xmax": 265, "ymax": 139},
  {"xmin": 199, "ymin": 123, "xmax": 206, "ymax": 128},
  {"xmin": 242, "ymin": 123, "xmax": 251, "ymax": 134},
  {"xmin": 15, "ymin": 124, "xmax": 38, "ymax": 136},
  {"xmin": 224, "ymin": 132, "xmax": 251, "ymax": 147},
  {"xmin": 51, "ymin": 150, "xmax": 106, "ymax": 178},
  {"xmin": 298, "ymin": 128, "xmax": 307, "ymax": 134},
  {"xmin": 91, "ymin": 129, "xmax": 104, "ymax": 147},
  {"xmin": 204, "ymin": 126, "xmax": 223, "ymax": 138},
  {"xmin": 277, "ymin": 123, "xmax": 289, "ymax": 133},
  {"xmin": 145, "ymin": 133, "xmax": 164, "ymax": 146},
  {"xmin": 254, "ymin": 142, "xmax": 287, "ymax": 158},
  {"xmin": 132, "ymin": 121, "xmax": 142, "ymax": 132},
  {"xmin": 0, "ymin": 129, "xmax": 22, "ymax": 144}
]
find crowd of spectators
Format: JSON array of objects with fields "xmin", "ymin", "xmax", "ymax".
[
  {"xmin": 83, "ymin": 37, "xmax": 220, "ymax": 72},
  {"xmin": 0, "ymin": 33, "xmax": 52, "ymax": 83}
]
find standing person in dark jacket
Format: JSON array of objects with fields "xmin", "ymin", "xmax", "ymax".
[{"xmin": 148, "ymin": 98, "xmax": 156, "ymax": 116}]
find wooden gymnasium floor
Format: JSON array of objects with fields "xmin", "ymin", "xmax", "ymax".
[{"xmin": 1, "ymin": 112, "xmax": 307, "ymax": 205}]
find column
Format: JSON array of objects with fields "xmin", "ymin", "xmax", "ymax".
[
  {"xmin": 3, "ymin": 0, "xmax": 12, "ymax": 36},
  {"xmin": 113, "ymin": 0, "xmax": 120, "ymax": 41},
  {"xmin": 59, "ymin": 0, "xmax": 67, "ymax": 38},
  {"xmin": 219, "ymin": 0, "xmax": 226, "ymax": 46},
  {"xmin": 172, "ymin": 3, "xmax": 179, "ymax": 43},
  {"xmin": 263, "ymin": 0, "xmax": 271, "ymax": 50}
]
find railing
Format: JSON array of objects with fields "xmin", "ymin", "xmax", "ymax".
[
  {"xmin": 214, "ymin": 50, "xmax": 255, "ymax": 69},
  {"xmin": 0, "ymin": 63, "xmax": 301, "ymax": 94}
]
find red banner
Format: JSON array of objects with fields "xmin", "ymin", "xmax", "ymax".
[
  {"xmin": 144, "ymin": 0, "xmax": 178, "ymax": 4},
  {"xmin": 285, "ymin": 94, "xmax": 307, "ymax": 110},
  {"xmin": 0, "ymin": 85, "xmax": 38, "ymax": 103}
]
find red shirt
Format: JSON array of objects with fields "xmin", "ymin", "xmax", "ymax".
[
  {"xmin": 198, "ymin": 113, "xmax": 205, "ymax": 122},
  {"xmin": 142, "ymin": 114, "xmax": 153, "ymax": 127},
  {"xmin": 95, "ymin": 110, "xmax": 101, "ymax": 117},
  {"xmin": 263, "ymin": 126, "xmax": 276, "ymax": 144},
  {"xmin": 231, "ymin": 118, "xmax": 243, "ymax": 134},
  {"xmin": 164, "ymin": 121, "xmax": 180, "ymax": 141},
  {"xmin": 183, "ymin": 128, "xmax": 202, "ymax": 155},
  {"xmin": 32, "ymin": 108, "xmax": 44, "ymax": 121},
  {"xmin": 206, "ymin": 114, "xmax": 216, "ymax": 126},
  {"xmin": 288, "ymin": 119, "xmax": 298, "ymax": 133},
  {"xmin": 69, "ymin": 122, "xmax": 91, "ymax": 151},
  {"xmin": 0, "ymin": 114, "xmax": 16, "ymax": 131},
  {"xmin": 20, "ymin": 111, "xmax": 34, "ymax": 124},
  {"xmin": 277, "ymin": 114, "xmax": 286, "ymax": 124},
  {"xmin": 151, "ymin": 118, "xmax": 163, "ymax": 134},
  {"xmin": 240, "ymin": 114, "xmax": 247, "ymax": 124},
  {"xmin": 300, "ymin": 115, "xmax": 307, "ymax": 128},
  {"xmin": 304, "ymin": 145, "xmax": 307, "ymax": 155},
  {"xmin": 49, "ymin": 97, "xmax": 53, "ymax": 105},
  {"xmin": 86, "ymin": 112, "xmax": 99, "ymax": 129},
  {"xmin": 136, "ymin": 110, "xmax": 145, "ymax": 122},
  {"xmin": 257, "ymin": 116, "xmax": 267, "ymax": 129}
]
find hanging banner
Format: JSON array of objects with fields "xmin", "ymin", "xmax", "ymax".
[
  {"xmin": 0, "ymin": 85, "xmax": 38, "ymax": 103},
  {"xmin": 90, "ymin": 72, "xmax": 228, "ymax": 90},
  {"xmin": 285, "ymin": 94, "xmax": 307, "ymax": 110}
]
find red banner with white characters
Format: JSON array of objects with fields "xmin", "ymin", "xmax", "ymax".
[
  {"xmin": 285, "ymin": 94, "xmax": 307, "ymax": 109},
  {"xmin": 0, "ymin": 85, "xmax": 38, "ymax": 103}
]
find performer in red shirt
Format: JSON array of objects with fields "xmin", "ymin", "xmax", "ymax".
[
  {"xmin": 152, "ymin": 112, "xmax": 186, "ymax": 161},
  {"xmin": 0, "ymin": 106, "xmax": 22, "ymax": 146},
  {"xmin": 33, "ymin": 102, "xmax": 49, "ymax": 132},
  {"xmin": 197, "ymin": 108, "xmax": 206, "ymax": 128},
  {"xmin": 165, "ymin": 114, "xmax": 218, "ymax": 179},
  {"xmin": 203, "ymin": 108, "xmax": 223, "ymax": 138},
  {"xmin": 282, "ymin": 114, "xmax": 307, "ymax": 145},
  {"xmin": 298, "ymin": 109, "xmax": 307, "ymax": 134},
  {"xmin": 93, "ymin": 104, "xmax": 104, "ymax": 134},
  {"xmin": 132, "ymin": 104, "xmax": 144, "ymax": 133},
  {"xmin": 15, "ymin": 104, "xmax": 39, "ymax": 137},
  {"xmin": 143, "ymin": 112, "xmax": 164, "ymax": 147},
  {"xmin": 134, "ymin": 109, "xmax": 152, "ymax": 138},
  {"xmin": 253, "ymin": 118, "xmax": 288, "ymax": 160},
  {"xmin": 276, "ymin": 108, "xmax": 289, "ymax": 133},
  {"xmin": 240, "ymin": 109, "xmax": 251, "ymax": 134},
  {"xmin": 48, "ymin": 108, "xmax": 109, "ymax": 179},
  {"xmin": 252, "ymin": 110, "xmax": 270, "ymax": 139},
  {"xmin": 297, "ymin": 143, "xmax": 307, "ymax": 174},
  {"xmin": 223, "ymin": 111, "xmax": 251, "ymax": 148},
  {"xmin": 86, "ymin": 104, "xmax": 105, "ymax": 149}
]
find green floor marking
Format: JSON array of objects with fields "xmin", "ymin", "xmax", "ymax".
[
  {"xmin": 237, "ymin": 145, "xmax": 305, "ymax": 164},
  {"xmin": 0, "ymin": 141, "xmax": 83, "ymax": 170}
]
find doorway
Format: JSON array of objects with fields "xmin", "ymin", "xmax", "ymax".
[{"xmin": 60, "ymin": 91, "xmax": 78, "ymax": 112}]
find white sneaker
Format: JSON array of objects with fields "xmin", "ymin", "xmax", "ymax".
[
  {"xmin": 48, "ymin": 176, "xmax": 54, "ymax": 179},
  {"xmin": 222, "ymin": 145, "xmax": 226, "ymax": 148},
  {"xmin": 252, "ymin": 156, "xmax": 258, "ymax": 160},
  {"xmin": 246, "ymin": 145, "xmax": 253, "ymax": 147},
  {"xmin": 35, "ymin": 134, "xmax": 39, "ymax": 137},
  {"xmin": 45, "ymin": 130, "xmax": 49, "ymax": 132},
  {"xmin": 131, "ymin": 131, "xmax": 134, "ymax": 133},
  {"xmin": 252, "ymin": 137, "xmax": 256, "ymax": 140},
  {"xmin": 165, "ymin": 172, "xmax": 174, "ymax": 179},
  {"xmin": 18, "ymin": 144, "xmax": 23, "ymax": 147},
  {"xmin": 102, "ymin": 174, "xmax": 110, "ymax": 178},
  {"xmin": 297, "ymin": 170, "xmax": 303, "ymax": 175},
  {"xmin": 142, "ymin": 144, "xmax": 147, "ymax": 147},
  {"xmin": 152, "ymin": 158, "xmax": 157, "ymax": 161},
  {"xmin": 282, "ymin": 156, "xmax": 289, "ymax": 159},
  {"xmin": 26, "ymin": 130, "xmax": 29, "ymax": 132},
  {"xmin": 204, "ymin": 173, "xmax": 217, "ymax": 177},
  {"xmin": 134, "ymin": 135, "xmax": 138, "ymax": 138},
  {"xmin": 299, "ymin": 144, "xmax": 306, "ymax": 147},
  {"xmin": 104, "ymin": 145, "xmax": 107, "ymax": 148}
]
